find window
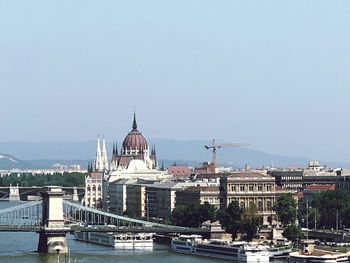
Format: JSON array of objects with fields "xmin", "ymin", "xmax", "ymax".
[
  {"xmin": 258, "ymin": 201, "xmax": 263, "ymax": 212},
  {"xmin": 240, "ymin": 202, "xmax": 245, "ymax": 209},
  {"xmin": 249, "ymin": 185, "xmax": 254, "ymax": 192},
  {"xmin": 266, "ymin": 201, "xmax": 271, "ymax": 211},
  {"xmin": 240, "ymin": 185, "xmax": 245, "ymax": 192},
  {"xmin": 258, "ymin": 185, "xmax": 263, "ymax": 191}
]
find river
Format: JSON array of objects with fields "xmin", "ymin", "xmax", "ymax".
[{"xmin": 0, "ymin": 201, "xmax": 286, "ymax": 263}]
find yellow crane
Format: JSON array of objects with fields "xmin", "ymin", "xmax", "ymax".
[{"xmin": 205, "ymin": 138, "xmax": 249, "ymax": 173}]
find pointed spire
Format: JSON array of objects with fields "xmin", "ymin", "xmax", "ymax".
[
  {"xmin": 132, "ymin": 111, "xmax": 137, "ymax": 130},
  {"xmin": 102, "ymin": 136, "xmax": 109, "ymax": 171},
  {"xmin": 161, "ymin": 161, "xmax": 164, "ymax": 171},
  {"xmin": 112, "ymin": 142, "xmax": 115, "ymax": 155},
  {"xmin": 115, "ymin": 142, "xmax": 118, "ymax": 156},
  {"xmin": 95, "ymin": 135, "xmax": 102, "ymax": 171}
]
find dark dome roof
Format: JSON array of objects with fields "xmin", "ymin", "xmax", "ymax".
[{"xmin": 122, "ymin": 114, "xmax": 148, "ymax": 151}]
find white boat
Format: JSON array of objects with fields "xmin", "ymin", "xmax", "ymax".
[
  {"xmin": 267, "ymin": 244, "xmax": 292, "ymax": 259},
  {"xmin": 171, "ymin": 235, "xmax": 270, "ymax": 262},
  {"xmin": 74, "ymin": 232, "xmax": 153, "ymax": 249},
  {"xmin": 289, "ymin": 250, "xmax": 350, "ymax": 263},
  {"xmin": 289, "ymin": 241, "xmax": 350, "ymax": 263}
]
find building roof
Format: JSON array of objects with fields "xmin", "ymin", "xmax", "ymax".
[
  {"xmin": 167, "ymin": 165, "xmax": 192, "ymax": 175},
  {"xmin": 181, "ymin": 186, "xmax": 220, "ymax": 193},
  {"xmin": 122, "ymin": 113, "xmax": 148, "ymax": 152},
  {"xmin": 305, "ymin": 184, "xmax": 336, "ymax": 192},
  {"xmin": 87, "ymin": 172, "xmax": 103, "ymax": 180},
  {"xmin": 225, "ymin": 172, "xmax": 274, "ymax": 181}
]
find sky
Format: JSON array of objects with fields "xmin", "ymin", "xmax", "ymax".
[{"xmin": 0, "ymin": 1, "xmax": 349, "ymax": 162}]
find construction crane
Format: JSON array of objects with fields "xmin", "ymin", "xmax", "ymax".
[{"xmin": 205, "ymin": 138, "xmax": 249, "ymax": 173}]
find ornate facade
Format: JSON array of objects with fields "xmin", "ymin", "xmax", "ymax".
[{"xmin": 220, "ymin": 172, "xmax": 277, "ymax": 225}]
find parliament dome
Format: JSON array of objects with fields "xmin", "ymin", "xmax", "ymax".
[{"xmin": 122, "ymin": 114, "xmax": 148, "ymax": 152}]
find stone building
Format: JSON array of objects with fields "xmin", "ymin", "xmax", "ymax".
[
  {"xmin": 84, "ymin": 172, "xmax": 103, "ymax": 208},
  {"xmin": 220, "ymin": 172, "xmax": 277, "ymax": 225},
  {"xmin": 176, "ymin": 186, "xmax": 220, "ymax": 209}
]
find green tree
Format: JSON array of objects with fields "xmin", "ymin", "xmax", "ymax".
[
  {"xmin": 274, "ymin": 193, "xmax": 297, "ymax": 226},
  {"xmin": 198, "ymin": 202, "xmax": 217, "ymax": 223},
  {"xmin": 171, "ymin": 202, "xmax": 217, "ymax": 228},
  {"xmin": 240, "ymin": 205, "xmax": 260, "ymax": 241},
  {"xmin": 217, "ymin": 201, "xmax": 242, "ymax": 239},
  {"xmin": 282, "ymin": 224, "xmax": 304, "ymax": 242},
  {"xmin": 311, "ymin": 189, "xmax": 350, "ymax": 229}
]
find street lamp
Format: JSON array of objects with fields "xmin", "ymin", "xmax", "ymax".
[{"xmin": 332, "ymin": 208, "xmax": 339, "ymax": 231}]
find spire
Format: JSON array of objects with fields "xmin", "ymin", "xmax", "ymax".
[
  {"xmin": 132, "ymin": 112, "xmax": 137, "ymax": 130},
  {"xmin": 112, "ymin": 142, "xmax": 115, "ymax": 155},
  {"xmin": 95, "ymin": 135, "xmax": 102, "ymax": 171},
  {"xmin": 102, "ymin": 136, "xmax": 109, "ymax": 171},
  {"xmin": 115, "ymin": 142, "xmax": 118, "ymax": 156}
]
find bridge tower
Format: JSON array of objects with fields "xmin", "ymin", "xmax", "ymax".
[
  {"xmin": 37, "ymin": 186, "xmax": 69, "ymax": 254},
  {"xmin": 72, "ymin": 186, "xmax": 79, "ymax": 202},
  {"xmin": 9, "ymin": 183, "xmax": 20, "ymax": 202}
]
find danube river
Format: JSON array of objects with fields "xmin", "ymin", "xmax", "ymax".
[{"xmin": 0, "ymin": 201, "xmax": 286, "ymax": 263}]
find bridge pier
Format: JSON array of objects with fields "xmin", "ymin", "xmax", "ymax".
[{"xmin": 37, "ymin": 186, "xmax": 68, "ymax": 254}]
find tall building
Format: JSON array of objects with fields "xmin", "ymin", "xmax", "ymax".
[
  {"xmin": 110, "ymin": 113, "xmax": 156, "ymax": 170},
  {"xmin": 107, "ymin": 113, "xmax": 167, "ymax": 182},
  {"xmin": 85, "ymin": 113, "xmax": 169, "ymax": 209}
]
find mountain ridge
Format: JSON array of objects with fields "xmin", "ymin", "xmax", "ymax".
[{"xmin": 0, "ymin": 139, "xmax": 349, "ymax": 169}]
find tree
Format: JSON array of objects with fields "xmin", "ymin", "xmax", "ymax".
[
  {"xmin": 198, "ymin": 202, "xmax": 217, "ymax": 223},
  {"xmin": 171, "ymin": 202, "xmax": 217, "ymax": 228},
  {"xmin": 311, "ymin": 189, "xmax": 350, "ymax": 229},
  {"xmin": 274, "ymin": 193, "xmax": 297, "ymax": 226},
  {"xmin": 217, "ymin": 201, "xmax": 242, "ymax": 239},
  {"xmin": 283, "ymin": 224, "xmax": 304, "ymax": 242},
  {"xmin": 240, "ymin": 204, "xmax": 260, "ymax": 241}
]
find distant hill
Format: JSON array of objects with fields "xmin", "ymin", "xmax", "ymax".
[{"xmin": 0, "ymin": 139, "xmax": 349, "ymax": 169}]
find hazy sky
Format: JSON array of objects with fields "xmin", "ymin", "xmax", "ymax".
[{"xmin": 0, "ymin": 1, "xmax": 349, "ymax": 162}]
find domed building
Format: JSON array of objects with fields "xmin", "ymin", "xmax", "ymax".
[
  {"xmin": 110, "ymin": 113, "xmax": 157, "ymax": 171},
  {"xmin": 86, "ymin": 114, "xmax": 167, "ymax": 209}
]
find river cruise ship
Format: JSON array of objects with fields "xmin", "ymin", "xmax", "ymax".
[
  {"xmin": 74, "ymin": 232, "xmax": 153, "ymax": 249},
  {"xmin": 171, "ymin": 235, "xmax": 270, "ymax": 262}
]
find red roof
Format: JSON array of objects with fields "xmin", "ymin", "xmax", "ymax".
[
  {"xmin": 167, "ymin": 166, "xmax": 192, "ymax": 176},
  {"xmin": 88, "ymin": 172, "xmax": 103, "ymax": 180},
  {"xmin": 305, "ymin": 184, "xmax": 335, "ymax": 192}
]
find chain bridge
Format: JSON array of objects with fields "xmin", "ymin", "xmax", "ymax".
[{"xmin": 0, "ymin": 186, "xmax": 209, "ymax": 254}]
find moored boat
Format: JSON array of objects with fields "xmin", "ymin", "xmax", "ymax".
[
  {"xmin": 74, "ymin": 232, "xmax": 153, "ymax": 249},
  {"xmin": 289, "ymin": 241, "xmax": 350, "ymax": 263},
  {"xmin": 171, "ymin": 235, "xmax": 270, "ymax": 262}
]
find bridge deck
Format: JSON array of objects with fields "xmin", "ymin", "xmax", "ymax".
[{"xmin": 0, "ymin": 225, "xmax": 211, "ymax": 234}]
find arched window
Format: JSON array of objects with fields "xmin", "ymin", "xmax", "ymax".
[
  {"xmin": 240, "ymin": 202, "xmax": 245, "ymax": 209},
  {"xmin": 258, "ymin": 201, "xmax": 263, "ymax": 212},
  {"xmin": 266, "ymin": 201, "xmax": 271, "ymax": 211}
]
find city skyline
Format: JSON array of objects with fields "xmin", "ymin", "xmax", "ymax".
[{"xmin": 1, "ymin": 1, "xmax": 350, "ymax": 162}]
